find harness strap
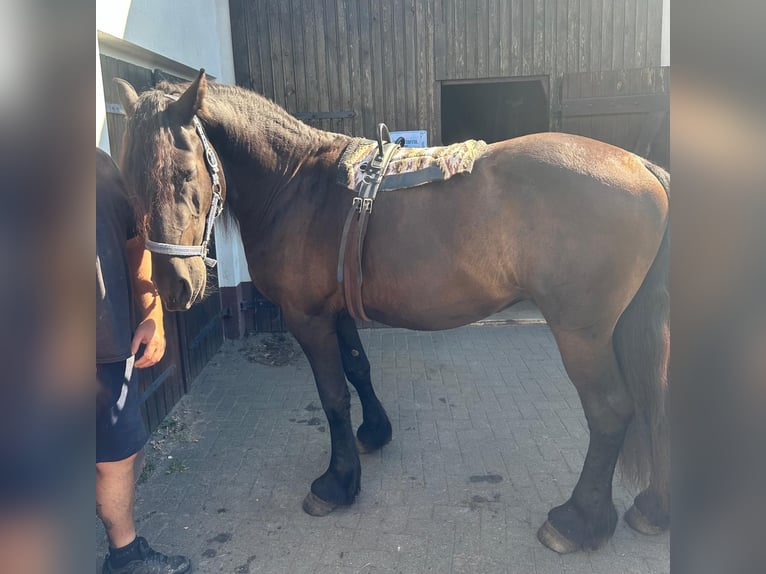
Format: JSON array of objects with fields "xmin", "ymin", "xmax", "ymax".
[
  {"xmin": 337, "ymin": 124, "xmax": 401, "ymax": 321},
  {"xmin": 144, "ymin": 95, "xmax": 223, "ymax": 268}
]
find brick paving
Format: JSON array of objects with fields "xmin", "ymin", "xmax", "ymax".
[{"xmin": 97, "ymin": 324, "xmax": 669, "ymax": 573}]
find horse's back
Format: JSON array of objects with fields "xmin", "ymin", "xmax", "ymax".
[{"xmin": 487, "ymin": 132, "xmax": 665, "ymax": 201}]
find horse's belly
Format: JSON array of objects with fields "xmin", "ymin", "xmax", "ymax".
[{"xmin": 362, "ymin": 276, "xmax": 522, "ymax": 331}]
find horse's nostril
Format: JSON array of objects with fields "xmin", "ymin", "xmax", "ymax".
[{"xmin": 178, "ymin": 278, "xmax": 192, "ymax": 303}]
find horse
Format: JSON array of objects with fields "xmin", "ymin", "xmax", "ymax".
[{"xmin": 115, "ymin": 70, "xmax": 669, "ymax": 554}]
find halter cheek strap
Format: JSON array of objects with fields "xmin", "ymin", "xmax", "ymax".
[{"xmin": 144, "ymin": 95, "xmax": 223, "ymax": 268}]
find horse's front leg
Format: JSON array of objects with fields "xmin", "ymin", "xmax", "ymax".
[
  {"xmin": 287, "ymin": 313, "xmax": 361, "ymax": 516},
  {"xmin": 336, "ymin": 311, "xmax": 392, "ymax": 453}
]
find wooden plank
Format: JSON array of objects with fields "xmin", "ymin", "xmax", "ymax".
[
  {"xmin": 477, "ymin": 0, "xmax": 488, "ymax": 77},
  {"xmin": 555, "ymin": 0, "xmax": 566, "ymax": 77},
  {"xmin": 623, "ymin": 0, "xmax": 637, "ymax": 69},
  {"xmin": 426, "ymin": 0, "xmax": 436, "ymax": 141},
  {"xmin": 579, "ymin": 71, "xmax": 593, "ymax": 142},
  {"xmin": 290, "ymin": 0, "xmax": 308, "ymax": 115},
  {"xmin": 433, "ymin": 0, "xmax": 447, "ymax": 80},
  {"xmin": 302, "ymin": 0, "xmax": 319, "ymax": 119},
  {"xmin": 267, "ymin": 1, "xmax": 285, "ymax": 106},
  {"xmin": 544, "ymin": 0, "xmax": 554, "ymax": 75},
  {"xmin": 522, "ymin": 0, "xmax": 533, "ymax": 74},
  {"xmin": 646, "ymin": 0, "xmax": 662, "ymax": 66},
  {"xmin": 403, "ymin": 0, "xmax": 417, "ymax": 128},
  {"xmin": 533, "ymin": 0, "xmax": 545, "ymax": 74},
  {"xmin": 278, "ymin": 0, "xmax": 297, "ymax": 112},
  {"xmin": 601, "ymin": 70, "xmax": 619, "ymax": 146},
  {"xmin": 601, "ymin": 0, "xmax": 613, "ymax": 72},
  {"xmin": 392, "ymin": 0, "xmax": 406, "ymax": 129},
  {"xmin": 443, "ymin": 0, "xmax": 452, "ymax": 78},
  {"xmin": 359, "ymin": 0, "xmax": 375, "ymax": 136},
  {"xmin": 562, "ymin": 71, "xmax": 582, "ymax": 135},
  {"xmin": 579, "ymin": 0, "xmax": 590, "ymax": 73},
  {"xmin": 415, "ymin": 0, "xmax": 429, "ymax": 129},
  {"xmin": 612, "ymin": 0, "xmax": 625, "ymax": 69},
  {"xmin": 255, "ymin": 0, "xmax": 275, "ymax": 98},
  {"xmin": 335, "ymin": 0, "xmax": 353, "ymax": 134},
  {"xmin": 511, "ymin": 0, "xmax": 521, "ymax": 75},
  {"xmin": 566, "ymin": 0, "xmax": 577, "ymax": 72},
  {"xmin": 593, "ymin": 70, "xmax": 608, "ymax": 141},
  {"xmin": 465, "ymin": 0, "xmax": 477, "ymax": 77},
  {"xmin": 488, "ymin": 0, "xmax": 499, "ymax": 76},
  {"xmin": 561, "ymin": 93, "xmax": 669, "ymax": 117},
  {"xmin": 614, "ymin": 68, "xmax": 630, "ymax": 147},
  {"xmin": 323, "ymin": 0, "xmax": 341, "ymax": 132},
  {"xmin": 499, "ymin": 0, "xmax": 510, "ymax": 75},
  {"xmin": 635, "ymin": 0, "xmax": 648, "ymax": 67},
  {"xmin": 314, "ymin": 0, "xmax": 330, "ymax": 129},
  {"xmin": 590, "ymin": 0, "xmax": 603, "ymax": 71},
  {"xmin": 242, "ymin": 1, "xmax": 262, "ymax": 92},
  {"xmin": 380, "ymin": 0, "xmax": 396, "ymax": 125},
  {"xmin": 345, "ymin": 0, "xmax": 363, "ymax": 136},
  {"xmin": 454, "ymin": 0, "xmax": 466, "ymax": 77},
  {"xmin": 369, "ymin": 0, "xmax": 385, "ymax": 130},
  {"xmin": 228, "ymin": 0, "xmax": 250, "ymax": 87}
]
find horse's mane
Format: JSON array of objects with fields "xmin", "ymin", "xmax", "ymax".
[{"xmin": 156, "ymin": 80, "xmax": 327, "ymax": 148}]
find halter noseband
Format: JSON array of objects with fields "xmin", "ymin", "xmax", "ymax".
[{"xmin": 144, "ymin": 94, "xmax": 224, "ymax": 268}]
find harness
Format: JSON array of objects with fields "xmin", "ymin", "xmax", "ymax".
[
  {"xmin": 144, "ymin": 95, "xmax": 224, "ymax": 268},
  {"xmin": 337, "ymin": 124, "xmax": 401, "ymax": 321}
]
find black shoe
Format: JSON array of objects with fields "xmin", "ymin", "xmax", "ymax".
[{"xmin": 102, "ymin": 537, "xmax": 191, "ymax": 574}]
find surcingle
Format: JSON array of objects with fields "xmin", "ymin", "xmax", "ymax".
[{"xmin": 337, "ymin": 138, "xmax": 489, "ymax": 192}]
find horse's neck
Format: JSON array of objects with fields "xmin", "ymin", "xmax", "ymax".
[{"xmin": 204, "ymin": 93, "xmax": 347, "ymax": 226}]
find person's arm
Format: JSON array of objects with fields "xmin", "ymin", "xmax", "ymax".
[{"xmin": 126, "ymin": 236, "xmax": 165, "ymax": 368}]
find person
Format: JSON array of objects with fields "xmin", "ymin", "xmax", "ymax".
[{"xmin": 96, "ymin": 148, "xmax": 191, "ymax": 574}]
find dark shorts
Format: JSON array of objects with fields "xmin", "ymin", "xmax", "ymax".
[{"xmin": 96, "ymin": 358, "xmax": 148, "ymax": 463}]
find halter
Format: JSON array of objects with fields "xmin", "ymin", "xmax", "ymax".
[{"xmin": 144, "ymin": 95, "xmax": 224, "ymax": 267}]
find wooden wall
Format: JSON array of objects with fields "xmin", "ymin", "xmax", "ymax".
[{"xmin": 228, "ymin": 0, "xmax": 664, "ymax": 145}]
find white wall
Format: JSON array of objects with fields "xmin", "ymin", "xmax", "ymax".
[
  {"xmin": 96, "ymin": 0, "xmax": 251, "ymax": 288},
  {"xmin": 661, "ymin": 0, "xmax": 670, "ymax": 66}
]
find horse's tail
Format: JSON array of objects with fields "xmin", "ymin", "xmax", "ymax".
[{"xmin": 613, "ymin": 160, "xmax": 670, "ymax": 500}]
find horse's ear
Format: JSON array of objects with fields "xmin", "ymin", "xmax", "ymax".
[
  {"xmin": 167, "ymin": 69, "xmax": 207, "ymax": 124},
  {"xmin": 114, "ymin": 78, "xmax": 138, "ymax": 117}
]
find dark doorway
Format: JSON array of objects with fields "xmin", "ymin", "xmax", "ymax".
[{"xmin": 441, "ymin": 78, "xmax": 549, "ymax": 144}]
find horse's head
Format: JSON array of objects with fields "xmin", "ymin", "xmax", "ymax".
[{"xmin": 115, "ymin": 70, "xmax": 225, "ymax": 311}]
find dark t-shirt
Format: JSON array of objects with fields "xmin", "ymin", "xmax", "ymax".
[{"xmin": 96, "ymin": 149, "xmax": 138, "ymax": 364}]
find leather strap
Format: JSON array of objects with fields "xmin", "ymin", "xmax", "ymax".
[{"xmin": 337, "ymin": 126, "xmax": 401, "ymax": 321}]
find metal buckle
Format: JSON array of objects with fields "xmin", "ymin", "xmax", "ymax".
[
  {"xmin": 206, "ymin": 149, "xmax": 219, "ymax": 169},
  {"xmin": 352, "ymin": 197, "xmax": 363, "ymax": 212},
  {"xmin": 362, "ymin": 198, "xmax": 373, "ymax": 213}
]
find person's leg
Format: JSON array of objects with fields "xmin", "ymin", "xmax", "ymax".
[
  {"xmin": 96, "ymin": 451, "xmax": 140, "ymax": 548},
  {"xmin": 96, "ymin": 360, "xmax": 190, "ymax": 573}
]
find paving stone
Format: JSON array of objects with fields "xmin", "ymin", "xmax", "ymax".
[{"xmin": 96, "ymin": 324, "xmax": 668, "ymax": 573}]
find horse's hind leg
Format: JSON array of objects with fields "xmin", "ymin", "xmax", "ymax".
[
  {"xmin": 286, "ymin": 314, "xmax": 361, "ymax": 516},
  {"xmin": 538, "ymin": 330, "xmax": 633, "ymax": 553},
  {"xmin": 336, "ymin": 312, "xmax": 392, "ymax": 453}
]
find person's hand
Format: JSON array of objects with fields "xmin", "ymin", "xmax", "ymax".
[{"xmin": 131, "ymin": 315, "xmax": 166, "ymax": 368}]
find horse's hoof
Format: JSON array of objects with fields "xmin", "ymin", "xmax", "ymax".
[
  {"xmin": 624, "ymin": 504, "xmax": 667, "ymax": 535},
  {"xmin": 537, "ymin": 520, "xmax": 581, "ymax": 554},
  {"xmin": 302, "ymin": 491, "xmax": 338, "ymax": 516}
]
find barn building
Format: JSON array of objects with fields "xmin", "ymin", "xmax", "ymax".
[{"xmin": 223, "ymin": 0, "xmax": 670, "ymax": 336}]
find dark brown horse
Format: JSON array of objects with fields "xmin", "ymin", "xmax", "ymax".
[{"xmin": 115, "ymin": 71, "xmax": 669, "ymax": 554}]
